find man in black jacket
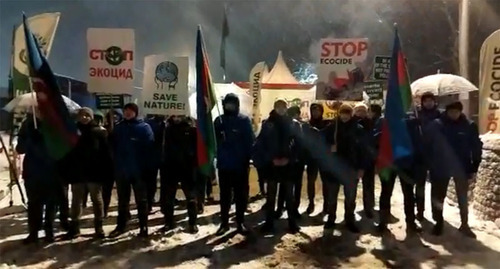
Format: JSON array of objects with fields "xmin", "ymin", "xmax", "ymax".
[
  {"xmin": 322, "ymin": 104, "xmax": 364, "ymax": 233},
  {"xmin": 16, "ymin": 112, "xmax": 58, "ymax": 244},
  {"xmin": 377, "ymin": 114, "xmax": 424, "ymax": 234},
  {"xmin": 425, "ymin": 101, "xmax": 482, "ymax": 238},
  {"xmin": 415, "ymin": 92, "xmax": 442, "ymax": 220},
  {"xmin": 353, "ymin": 103, "xmax": 376, "ymax": 219},
  {"xmin": 253, "ymin": 99, "xmax": 301, "ymax": 234},
  {"xmin": 276, "ymin": 106, "xmax": 304, "ymax": 219},
  {"xmin": 62, "ymin": 107, "xmax": 112, "ymax": 239},
  {"xmin": 160, "ymin": 116, "xmax": 199, "ymax": 234},
  {"xmin": 302, "ymin": 103, "xmax": 330, "ymax": 215}
]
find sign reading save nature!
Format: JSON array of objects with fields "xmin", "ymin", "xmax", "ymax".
[
  {"xmin": 87, "ymin": 28, "xmax": 135, "ymax": 95},
  {"xmin": 141, "ymin": 55, "xmax": 189, "ymax": 116}
]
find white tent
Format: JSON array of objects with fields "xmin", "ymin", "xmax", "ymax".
[{"xmin": 189, "ymin": 83, "xmax": 252, "ymax": 119}]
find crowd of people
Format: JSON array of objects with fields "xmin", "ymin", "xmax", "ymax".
[{"xmin": 16, "ymin": 91, "xmax": 483, "ymax": 245}]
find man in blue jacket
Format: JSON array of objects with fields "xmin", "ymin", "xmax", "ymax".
[
  {"xmin": 425, "ymin": 101, "xmax": 482, "ymax": 238},
  {"xmin": 214, "ymin": 93, "xmax": 255, "ymax": 236},
  {"xmin": 253, "ymin": 99, "xmax": 301, "ymax": 234},
  {"xmin": 109, "ymin": 103, "xmax": 154, "ymax": 238}
]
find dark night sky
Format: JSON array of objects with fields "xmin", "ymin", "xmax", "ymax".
[
  {"xmin": 1, "ymin": 0, "xmax": 499, "ymax": 96},
  {"xmin": 0, "ymin": 0, "xmax": 403, "ymax": 93}
]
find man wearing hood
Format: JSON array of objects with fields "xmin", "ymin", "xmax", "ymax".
[
  {"xmin": 102, "ymin": 109, "xmax": 123, "ymax": 217},
  {"xmin": 109, "ymin": 103, "xmax": 154, "ymax": 238},
  {"xmin": 353, "ymin": 103, "xmax": 376, "ymax": 219},
  {"xmin": 321, "ymin": 104, "xmax": 365, "ymax": 233},
  {"xmin": 415, "ymin": 92, "xmax": 442, "ymax": 220},
  {"xmin": 61, "ymin": 107, "xmax": 112, "ymax": 239},
  {"xmin": 253, "ymin": 99, "xmax": 301, "ymax": 234},
  {"xmin": 425, "ymin": 101, "xmax": 482, "ymax": 238},
  {"xmin": 214, "ymin": 93, "xmax": 254, "ymax": 236},
  {"xmin": 302, "ymin": 103, "xmax": 330, "ymax": 215},
  {"xmin": 161, "ymin": 115, "xmax": 199, "ymax": 234}
]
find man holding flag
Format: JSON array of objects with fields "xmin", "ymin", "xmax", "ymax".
[
  {"xmin": 376, "ymin": 28, "xmax": 422, "ymax": 234},
  {"xmin": 17, "ymin": 13, "xmax": 79, "ymax": 244}
]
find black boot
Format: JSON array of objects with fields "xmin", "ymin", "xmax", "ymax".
[
  {"xmin": 23, "ymin": 233, "xmax": 39, "ymax": 245},
  {"xmin": 376, "ymin": 223, "xmax": 389, "ymax": 234},
  {"xmin": 406, "ymin": 222, "xmax": 422, "ymax": 234},
  {"xmin": 432, "ymin": 221, "xmax": 443, "ymax": 236},
  {"xmin": 216, "ymin": 224, "xmax": 230, "ymax": 236},
  {"xmin": 236, "ymin": 223, "xmax": 250, "ymax": 236},
  {"xmin": 306, "ymin": 202, "xmax": 315, "ymax": 215},
  {"xmin": 138, "ymin": 226, "xmax": 148, "ymax": 238},
  {"xmin": 44, "ymin": 229, "xmax": 55, "ymax": 243},
  {"xmin": 459, "ymin": 225, "xmax": 476, "ymax": 239},
  {"xmin": 288, "ymin": 222, "xmax": 301, "ymax": 234},
  {"xmin": 346, "ymin": 221, "xmax": 360, "ymax": 234},
  {"xmin": 64, "ymin": 222, "xmax": 81, "ymax": 240},
  {"xmin": 261, "ymin": 222, "xmax": 275, "ymax": 234},
  {"xmin": 109, "ymin": 225, "xmax": 126, "ymax": 238},
  {"xmin": 187, "ymin": 224, "xmax": 199, "ymax": 234}
]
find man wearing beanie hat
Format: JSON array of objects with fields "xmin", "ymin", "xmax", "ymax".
[
  {"xmin": 414, "ymin": 91, "xmax": 442, "ymax": 220},
  {"xmin": 276, "ymin": 106, "xmax": 305, "ymax": 220},
  {"xmin": 214, "ymin": 93, "xmax": 255, "ymax": 236},
  {"xmin": 321, "ymin": 103, "xmax": 365, "ymax": 233},
  {"xmin": 60, "ymin": 107, "xmax": 112, "ymax": 239},
  {"xmin": 302, "ymin": 102, "xmax": 331, "ymax": 215},
  {"xmin": 352, "ymin": 102, "xmax": 376, "ymax": 219},
  {"xmin": 424, "ymin": 100, "xmax": 482, "ymax": 238},
  {"xmin": 109, "ymin": 103, "xmax": 154, "ymax": 238},
  {"xmin": 253, "ymin": 99, "xmax": 302, "ymax": 234}
]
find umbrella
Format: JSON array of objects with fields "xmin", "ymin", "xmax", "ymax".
[
  {"xmin": 411, "ymin": 74, "xmax": 478, "ymax": 97},
  {"xmin": 3, "ymin": 92, "xmax": 80, "ymax": 113}
]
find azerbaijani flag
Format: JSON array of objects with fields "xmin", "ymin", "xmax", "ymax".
[
  {"xmin": 376, "ymin": 28, "xmax": 413, "ymax": 180},
  {"xmin": 22, "ymin": 13, "xmax": 79, "ymax": 160},
  {"xmin": 196, "ymin": 25, "xmax": 217, "ymax": 176}
]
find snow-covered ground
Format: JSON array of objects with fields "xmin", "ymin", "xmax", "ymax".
[{"xmin": 1, "ymin": 168, "xmax": 500, "ymax": 269}]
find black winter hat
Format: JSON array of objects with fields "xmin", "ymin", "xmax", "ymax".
[
  {"xmin": 222, "ymin": 93, "xmax": 240, "ymax": 107},
  {"xmin": 124, "ymin": 103, "xmax": 139, "ymax": 116},
  {"xmin": 287, "ymin": 106, "xmax": 301, "ymax": 117},
  {"xmin": 445, "ymin": 101, "xmax": 463, "ymax": 111},
  {"xmin": 421, "ymin": 91, "xmax": 436, "ymax": 103}
]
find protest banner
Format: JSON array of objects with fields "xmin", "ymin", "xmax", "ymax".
[
  {"xmin": 373, "ymin": 56, "xmax": 391, "ymax": 80},
  {"xmin": 479, "ymin": 29, "xmax": 500, "ymax": 134},
  {"xmin": 260, "ymin": 88, "xmax": 315, "ymax": 121},
  {"xmin": 141, "ymin": 55, "xmax": 189, "ymax": 116},
  {"xmin": 364, "ymin": 80, "xmax": 384, "ymax": 105},
  {"xmin": 87, "ymin": 28, "xmax": 135, "ymax": 95},
  {"xmin": 249, "ymin": 62, "xmax": 267, "ymax": 132},
  {"xmin": 95, "ymin": 94, "xmax": 125, "ymax": 109},
  {"xmin": 316, "ymin": 38, "xmax": 369, "ymax": 101}
]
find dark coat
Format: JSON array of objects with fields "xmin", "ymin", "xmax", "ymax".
[
  {"xmin": 417, "ymin": 106, "xmax": 441, "ymax": 127},
  {"xmin": 16, "ymin": 116, "xmax": 56, "ymax": 182},
  {"xmin": 146, "ymin": 117, "xmax": 166, "ymax": 168},
  {"xmin": 162, "ymin": 118, "xmax": 197, "ymax": 170},
  {"xmin": 111, "ymin": 118, "xmax": 154, "ymax": 179},
  {"xmin": 252, "ymin": 110, "xmax": 301, "ymax": 168},
  {"xmin": 303, "ymin": 108, "xmax": 331, "ymax": 166},
  {"xmin": 321, "ymin": 118, "xmax": 365, "ymax": 178},
  {"xmin": 214, "ymin": 114, "xmax": 254, "ymax": 171},
  {"xmin": 424, "ymin": 114, "xmax": 483, "ymax": 180},
  {"xmin": 59, "ymin": 121, "xmax": 112, "ymax": 184}
]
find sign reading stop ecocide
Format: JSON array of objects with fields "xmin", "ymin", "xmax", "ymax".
[
  {"xmin": 316, "ymin": 38, "xmax": 369, "ymax": 101},
  {"xmin": 87, "ymin": 28, "xmax": 135, "ymax": 95}
]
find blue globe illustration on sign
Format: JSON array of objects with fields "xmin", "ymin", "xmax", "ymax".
[{"xmin": 155, "ymin": 61, "xmax": 178, "ymax": 90}]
